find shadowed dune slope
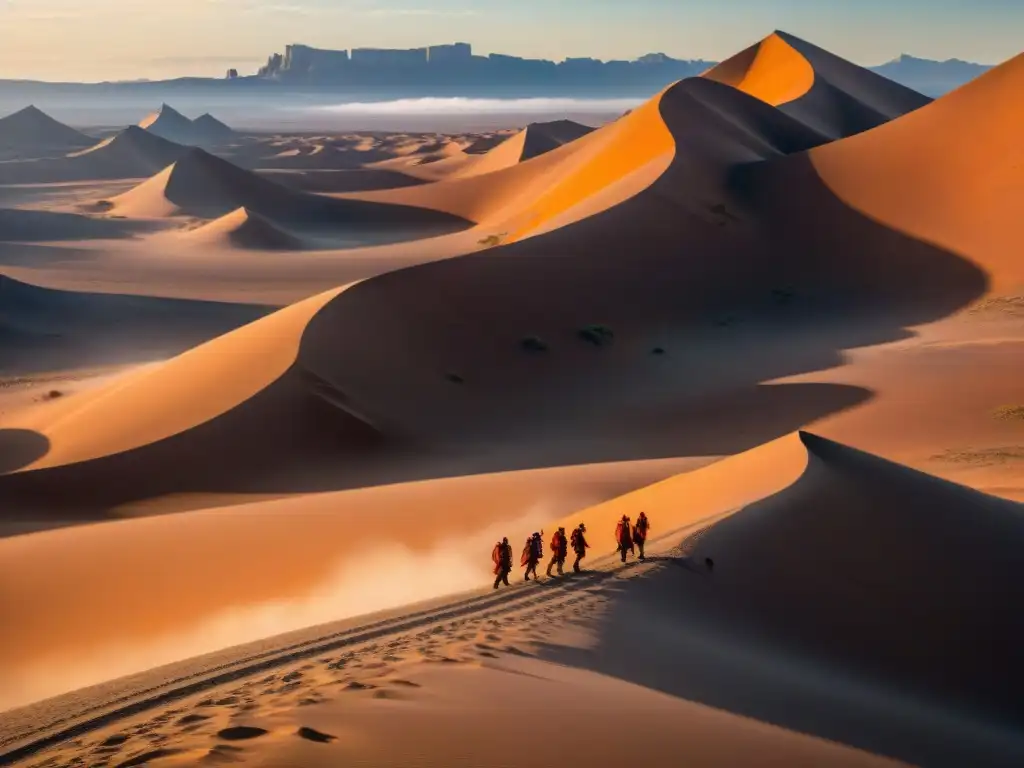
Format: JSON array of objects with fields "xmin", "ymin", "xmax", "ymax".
[
  {"xmin": 704, "ymin": 31, "xmax": 931, "ymax": 138},
  {"xmin": 803, "ymin": 51, "xmax": 1024, "ymax": 292},
  {"xmin": 0, "ymin": 273, "xmax": 269, "ymax": 375},
  {"xmin": 0, "ymin": 286, "xmax": 348, "ymax": 472},
  {"xmin": 542, "ymin": 432, "xmax": 1024, "ymax": 766},
  {"xmin": 139, "ymin": 103, "xmax": 201, "ymax": 145},
  {"xmin": 185, "ymin": 207, "xmax": 305, "ymax": 251},
  {"xmin": 0, "ymin": 126, "xmax": 186, "ymax": 184},
  {"xmin": 684, "ymin": 432, "xmax": 1024, "ymax": 728},
  {"xmin": 0, "ymin": 207, "xmax": 154, "ymax": 242},
  {"xmin": 192, "ymin": 113, "xmax": 235, "ymax": 143},
  {"xmin": 67, "ymin": 125, "xmax": 187, "ymax": 177},
  {"xmin": 0, "ymin": 105, "xmax": 92, "ymax": 152},
  {"xmin": 111, "ymin": 147, "xmax": 471, "ymax": 235}
]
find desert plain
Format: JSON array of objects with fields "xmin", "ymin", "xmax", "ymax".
[{"xmin": 0, "ymin": 30, "xmax": 1022, "ymax": 768}]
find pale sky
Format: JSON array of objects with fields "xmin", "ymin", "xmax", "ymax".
[{"xmin": 1, "ymin": 0, "xmax": 1021, "ymax": 82}]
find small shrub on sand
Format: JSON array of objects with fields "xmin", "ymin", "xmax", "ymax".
[
  {"xmin": 520, "ymin": 336, "xmax": 549, "ymax": 353},
  {"xmin": 993, "ymin": 405, "xmax": 1024, "ymax": 421},
  {"xmin": 41, "ymin": 390, "xmax": 64, "ymax": 401},
  {"xmin": 478, "ymin": 233, "xmax": 507, "ymax": 248},
  {"xmin": 578, "ymin": 324, "xmax": 615, "ymax": 347}
]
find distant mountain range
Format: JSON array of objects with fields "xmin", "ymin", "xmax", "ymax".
[
  {"xmin": 250, "ymin": 43, "xmax": 993, "ymax": 96},
  {"xmin": 870, "ymin": 54, "xmax": 994, "ymax": 97},
  {"xmin": 0, "ymin": 45, "xmax": 994, "ymax": 99}
]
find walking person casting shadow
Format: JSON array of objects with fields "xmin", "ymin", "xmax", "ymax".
[
  {"xmin": 523, "ymin": 531, "xmax": 543, "ymax": 581},
  {"xmin": 615, "ymin": 515, "xmax": 635, "ymax": 563},
  {"xmin": 570, "ymin": 523, "xmax": 590, "ymax": 573},
  {"xmin": 633, "ymin": 511, "xmax": 650, "ymax": 561},
  {"xmin": 492, "ymin": 537, "xmax": 513, "ymax": 589},
  {"xmin": 547, "ymin": 527, "xmax": 568, "ymax": 577}
]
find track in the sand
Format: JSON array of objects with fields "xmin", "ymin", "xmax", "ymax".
[{"xmin": 0, "ymin": 521, "xmax": 712, "ymax": 766}]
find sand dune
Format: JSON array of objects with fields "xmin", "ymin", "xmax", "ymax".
[
  {"xmin": 0, "ymin": 105, "xmax": 92, "ymax": 154},
  {"xmin": 185, "ymin": 207, "xmax": 305, "ymax": 251},
  {"xmin": 0, "ymin": 125, "xmax": 186, "ymax": 184},
  {"xmin": 138, "ymin": 103, "xmax": 234, "ymax": 146},
  {"xmin": 564, "ymin": 430, "xmax": 1024, "ymax": 728},
  {"xmin": 0, "ymin": 455, "xmax": 706, "ymax": 710},
  {"xmin": 111, "ymin": 147, "xmax": 470, "ymax": 239},
  {"xmin": 0, "ymin": 207, "xmax": 153, "ymax": 242},
  {"xmin": 804, "ymin": 51, "xmax": 1024, "ymax": 292},
  {"xmin": 0, "ymin": 286, "xmax": 342, "ymax": 474},
  {"xmin": 139, "ymin": 103, "xmax": 196, "ymax": 143},
  {"xmin": 0, "ymin": 272, "xmax": 268, "ymax": 376},
  {"xmin": 67, "ymin": 125, "xmax": 187, "ymax": 176},
  {"xmin": 440, "ymin": 119, "xmax": 596, "ymax": 180},
  {"xmin": 704, "ymin": 31, "xmax": 932, "ymax": 138},
  {"xmin": 340, "ymin": 88, "xmax": 677, "ymax": 232},
  {"xmin": 681, "ymin": 432, "xmax": 1024, "ymax": 728},
  {"xmin": 4, "ymin": 433, "xmax": 1019, "ymax": 766},
  {"xmin": 342, "ymin": 76, "xmax": 822, "ymax": 238},
  {"xmin": 192, "ymin": 113, "xmax": 236, "ymax": 143}
]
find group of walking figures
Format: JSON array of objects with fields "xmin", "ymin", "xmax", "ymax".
[{"xmin": 491, "ymin": 512, "xmax": 651, "ymax": 589}]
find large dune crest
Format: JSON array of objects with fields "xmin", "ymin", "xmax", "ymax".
[{"xmin": 704, "ymin": 31, "xmax": 932, "ymax": 138}]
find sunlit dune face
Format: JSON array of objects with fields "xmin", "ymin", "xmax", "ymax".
[
  {"xmin": 2, "ymin": 288, "xmax": 342, "ymax": 470},
  {"xmin": 808, "ymin": 52, "xmax": 1024, "ymax": 293},
  {"xmin": 703, "ymin": 34, "xmax": 815, "ymax": 107},
  {"xmin": 509, "ymin": 88, "xmax": 675, "ymax": 239}
]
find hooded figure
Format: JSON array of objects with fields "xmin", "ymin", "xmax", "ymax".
[
  {"xmin": 633, "ymin": 511, "xmax": 651, "ymax": 561},
  {"xmin": 492, "ymin": 537, "xmax": 513, "ymax": 589},
  {"xmin": 522, "ymin": 531, "xmax": 543, "ymax": 581},
  {"xmin": 570, "ymin": 523, "xmax": 590, "ymax": 573},
  {"xmin": 615, "ymin": 515, "xmax": 634, "ymax": 563},
  {"xmin": 547, "ymin": 527, "xmax": 568, "ymax": 577}
]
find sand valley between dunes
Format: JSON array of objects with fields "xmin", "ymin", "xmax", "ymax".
[{"xmin": 0, "ymin": 29, "xmax": 1022, "ymax": 768}]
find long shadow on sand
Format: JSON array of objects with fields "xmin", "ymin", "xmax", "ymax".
[
  {"xmin": 0, "ymin": 273, "xmax": 271, "ymax": 376},
  {"xmin": 0, "ymin": 430, "xmax": 49, "ymax": 474},
  {"xmin": 0, "ymin": 79, "xmax": 991, "ymax": 529},
  {"xmin": 0, "ymin": 208, "xmax": 160, "ymax": 241},
  {"xmin": 536, "ymin": 558, "xmax": 1024, "ymax": 768},
  {"xmin": 535, "ymin": 436, "xmax": 1024, "ymax": 768}
]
